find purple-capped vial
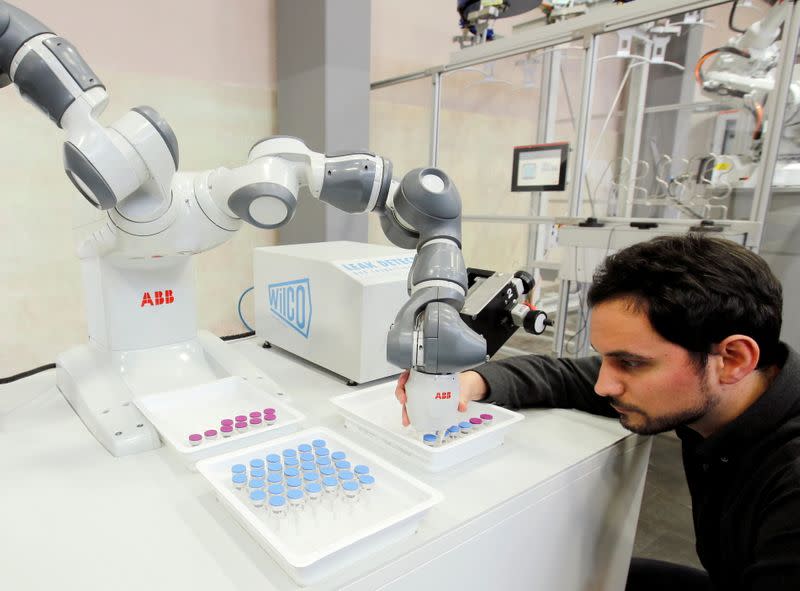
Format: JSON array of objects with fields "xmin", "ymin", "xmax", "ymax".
[
  {"xmin": 221, "ymin": 425, "xmax": 234, "ymax": 438},
  {"xmin": 480, "ymin": 413, "xmax": 494, "ymax": 426},
  {"xmin": 249, "ymin": 417, "xmax": 263, "ymax": 428},
  {"xmin": 220, "ymin": 418, "xmax": 234, "ymax": 427},
  {"xmin": 469, "ymin": 417, "xmax": 483, "ymax": 429},
  {"xmin": 235, "ymin": 421, "xmax": 248, "ymax": 434},
  {"xmin": 249, "ymin": 410, "xmax": 261, "ymax": 419},
  {"xmin": 263, "ymin": 407, "xmax": 276, "ymax": 416},
  {"xmin": 188, "ymin": 433, "xmax": 203, "ymax": 446},
  {"xmin": 235, "ymin": 415, "xmax": 247, "ymax": 423},
  {"xmin": 264, "ymin": 415, "xmax": 277, "ymax": 426},
  {"xmin": 204, "ymin": 429, "xmax": 218, "ymax": 441}
]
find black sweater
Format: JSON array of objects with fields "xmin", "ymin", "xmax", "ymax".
[{"xmin": 474, "ymin": 345, "xmax": 800, "ymax": 590}]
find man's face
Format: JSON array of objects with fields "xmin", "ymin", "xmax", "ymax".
[{"xmin": 590, "ymin": 298, "xmax": 719, "ymax": 435}]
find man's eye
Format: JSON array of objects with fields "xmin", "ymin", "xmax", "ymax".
[{"xmin": 620, "ymin": 359, "xmax": 643, "ymax": 369}]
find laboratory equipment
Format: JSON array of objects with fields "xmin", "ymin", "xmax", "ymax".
[
  {"xmin": 511, "ymin": 142, "xmax": 570, "ymax": 192},
  {"xmin": 331, "ymin": 382, "xmax": 524, "ymax": 472},
  {"xmin": 454, "ymin": 0, "xmax": 543, "ymax": 48},
  {"xmin": 1, "ymin": 1, "xmax": 487, "ymax": 455},
  {"xmin": 196, "ymin": 428, "xmax": 442, "ymax": 586}
]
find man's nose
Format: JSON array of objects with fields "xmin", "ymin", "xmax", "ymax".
[{"xmin": 594, "ymin": 363, "xmax": 624, "ymax": 398}]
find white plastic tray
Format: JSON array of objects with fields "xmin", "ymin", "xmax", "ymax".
[
  {"xmin": 331, "ymin": 382, "xmax": 524, "ymax": 472},
  {"xmin": 133, "ymin": 376, "xmax": 304, "ymax": 468},
  {"xmin": 196, "ymin": 427, "xmax": 442, "ymax": 586}
]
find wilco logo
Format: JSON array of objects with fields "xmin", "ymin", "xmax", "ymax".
[
  {"xmin": 140, "ymin": 290, "xmax": 175, "ymax": 307},
  {"xmin": 268, "ymin": 278, "xmax": 312, "ymax": 338},
  {"xmin": 434, "ymin": 391, "xmax": 452, "ymax": 400}
]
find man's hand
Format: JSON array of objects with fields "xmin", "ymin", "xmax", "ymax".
[{"xmin": 394, "ymin": 370, "xmax": 489, "ymax": 427}]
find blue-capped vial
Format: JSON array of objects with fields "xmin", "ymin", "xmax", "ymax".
[
  {"xmin": 299, "ymin": 452, "xmax": 315, "ymax": 463},
  {"xmin": 358, "ymin": 474, "xmax": 375, "ymax": 491},
  {"xmin": 322, "ymin": 476, "xmax": 339, "ymax": 494},
  {"xmin": 249, "ymin": 478, "xmax": 265, "ymax": 490},
  {"xmin": 284, "ymin": 467, "xmax": 299, "ymax": 479},
  {"xmin": 459, "ymin": 421, "xmax": 472, "ymax": 435},
  {"xmin": 249, "ymin": 458, "xmax": 265, "ymax": 470},
  {"xmin": 287, "ymin": 488, "xmax": 305, "ymax": 510},
  {"xmin": 447, "ymin": 425, "xmax": 460, "ymax": 441},
  {"xmin": 231, "ymin": 464, "xmax": 247, "ymax": 476},
  {"xmin": 331, "ymin": 451, "xmax": 346, "ymax": 461},
  {"xmin": 341, "ymin": 480, "xmax": 360, "ymax": 502},
  {"xmin": 266, "ymin": 453, "xmax": 281, "ymax": 464},
  {"xmin": 249, "ymin": 489, "xmax": 266, "ymax": 507},
  {"xmin": 338, "ymin": 470, "xmax": 355, "ymax": 482},
  {"xmin": 282, "ymin": 449, "xmax": 297, "ymax": 458},
  {"xmin": 316, "ymin": 456, "xmax": 331, "ymax": 467},
  {"xmin": 422, "ymin": 433, "xmax": 438, "ymax": 447},
  {"xmin": 314, "ymin": 447, "xmax": 330, "ymax": 457},
  {"xmin": 312, "ymin": 439, "xmax": 326, "ymax": 448},
  {"xmin": 320, "ymin": 466, "xmax": 336, "ymax": 477},
  {"xmin": 232, "ymin": 473, "xmax": 247, "ymax": 490},
  {"xmin": 267, "ymin": 462, "xmax": 282, "ymax": 474},
  {"xmin": 268, "ymin": 484, "xmax": 285, "ymax": 496},
  {"xmin": 251, "ymin": 467, "xmax": 266, "ymax": 479},
  {"xmin": 303, "ymin": 472, "xmax": 319, "ymax": 483},
  {"xmin": 267, "ymin": 473, "xmax": 283, "ymax": 485},
  {"xmin": 284, "ymin": 457, "xmax": 299, "ymax": 467},
  {"xmin": 269, "ymin": 495, "xmax": 287, "ymax": 517},
  {"xmin": 354, "ymin": 465, "xmax": 370, "ymax": 476},
  {"xmin": 301, "ymin": 461, "xmax": 317, "ymax": 472},
  {"xmin": 297, "ymin": 443, "xmax": 312, "ymax": 453},
  {"xmin": 305, "ymin": 482, "xmax": 322, "ymax": 501},
  {"xmin": 286, "ymin": 477, "xmax": 302, "ymax": 490},
  {"xmin": 335, "ymin": 460, "xmax": 351, "ymax": 471}
]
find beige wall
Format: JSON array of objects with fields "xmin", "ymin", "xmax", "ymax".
[{"xmin": 1, "ymin": 0, "xmax": 277, "ymax": 374}]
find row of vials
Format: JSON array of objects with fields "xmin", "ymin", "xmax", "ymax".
[
  {"xmin": 423, "ymin": 413, "xmax": 494, "ymax": 446},
  {"xmin": 188, "ymin": 408, "xmax": 280, "ymax": 446}
]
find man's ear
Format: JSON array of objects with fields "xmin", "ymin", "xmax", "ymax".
[{"xmin": 714, "ymin": 335, "xmax": 760, "ymax": 385}]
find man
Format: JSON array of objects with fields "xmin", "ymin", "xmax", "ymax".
[{"xmin": 396, "ymin": 234, "xmax": 800, "ymax": 590}]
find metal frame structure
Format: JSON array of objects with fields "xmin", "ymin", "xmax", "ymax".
[{"xmin": 371, "ymin": 0, "xmax": 800, "ymax": 356}]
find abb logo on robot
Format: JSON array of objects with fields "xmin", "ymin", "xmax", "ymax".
[
  {"xmin": 140, "ymin": 290, "xmax": 175, "ymax": 307},
  {"xmin": 434, "ymin": 391, "xmax": 452, "ymax": 400}
]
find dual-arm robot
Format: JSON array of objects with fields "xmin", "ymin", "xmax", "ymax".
[{"xmin": 1, "ymin": 1, "xmax": 488, "ymax": 454}]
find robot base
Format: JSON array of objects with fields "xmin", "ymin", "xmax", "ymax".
[{"xmin": 56, "ymin": 330, "xmax": 283, "ymax": 457}]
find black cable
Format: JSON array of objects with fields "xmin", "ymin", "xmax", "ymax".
[
  {"xmin": 1, "ymin": 362, "xmax": 56, "ymax": 385},
  {"xmin": 729, "ymin": 0, "xmax": 747, "ymax": 34},
  {"xmin": 220, "ymin": 330, "xmax": 256, "ymax": 342}
]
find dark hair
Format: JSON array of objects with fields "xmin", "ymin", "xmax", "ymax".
[{"xmin": 587, "ymin": 234, "xmax": 783, "ymax": 369}]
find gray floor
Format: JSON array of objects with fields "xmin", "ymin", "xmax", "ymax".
[{"xmin": 500, "ymin": 329, "xmax": 702, "ymax": 570}]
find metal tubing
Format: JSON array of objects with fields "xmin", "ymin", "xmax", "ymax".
[
  {"xmin": 430, "ymin": 71, "xmax": 442, "ymax": 167},
  {"xmin": 570, "ymin": 34, "xmax": 598, "ymax": 217}
]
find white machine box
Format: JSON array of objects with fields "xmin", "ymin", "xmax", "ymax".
[{"xmin": 254, "ymin": 241, "xmax": 414, "ymax": 384}]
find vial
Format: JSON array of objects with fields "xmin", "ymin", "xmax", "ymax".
[
  {"xmin": 249, "ymin": 417, "xmax": 263, "ymax": 428},
  {"xmin": 299, "ymin": 452, "xmax": 315, "ymax": 463},
  {"xmin": 284, "ymin": 467, "xmax": 299, "ymax": 479},
  {"xmin": 188, "ymin": 434, "xmax": 203, "ymax": 446},
  {"xmin": 268, "ymin": 484, "xmax": 285, "ymax": 497},
  {"xmin": 358, "ymin": 474, "xmax": 375, "ymax": 492},
  {"xmin": 341, "ymin": 480, "xmax": 359, "ymax": 502},
  {"xmin": 284, "ymin": 457, "xmax": 299, "ymax": 468},
  {"xmin": 235, "ymin": 421, "xmax": 248, "ymax": 434},
  {"xmin": 263, "ymin": 407, "xmax": 276, "ymax": 416},
  {"xmin": 316, "ymin": 457, "xmax": 331, "ymax": 467},
  {"xmin": 267, "ymin": 473, "xmax": 283, "ymax": 486},
  {"xmin": 480, "ymin": 413, "xmax": 494, "ymax": 426},
  {"xmin": 301, "ymin": 461, "xmax": 316, "ymax": 473},
  {"xmin": 231, "ymin": 464, "xmax": 247, "ymax": 476},
  {"xmin": 266, "ymin": 453, "xmax": 281, "ymax": 464},
  {"xmin": 264, "ymin": 414, "xmax": 277, "ymax": 426},
  {"xmin": 249, "ymin": 458, "xmax": 265, "ymax": 470},
  {"xmin": 267, "ymin": 462, "xmax": 282, "ymax": 474},
  {"xmin": 338, "ymin": 470, "xmax": 355, "ymax": 482},
  {"xmin": 320, "ymin": 466, "xmax": 335, "ymax": 477},
  {"xmin": 314, "ymin": 448, "xmax": 330, "ymax": 457},
  {"xmin": 354, "ymin": 465, "xmax": 370, "ymax": 476},
  {"xmin": 286, "ymin": 477, "xmax": 302, "ymax": 491},
  {"xmin": 469, "ymin": 417, "xmax": 483, "ymax": 429},
  {"xmin": 248, "ymin": 478, "xmax": 265, "ymax": 491},
  {"xmin": 282, "ymin": 449, "xmax": 297, "ymax": 459},
  {"xmin": 269, "ymin": 495, "xmax": 287, "ymax": 518},
  {"xmin": 422, "ymin": 433, "xmax": 437, "ymax": 447},
  {"xmin": 249, "ymin": 489, "xmax": 266, "ymax": 508},
  {"xmin": 249, "ymin": 410, "xmax": 261, "ymax": 420},
  {"xmin": 220, "ymin": 418, "xmax": 234, "ymax": 428},
  {"xmin": 234, "ymin": 415, "xmax": 247, "ymax": 423},
  {"xmin": 251, "ymin": 467, "xmax": 266, "ymax": 480},
  {"xmin": 231, "ymin": 473, "xmax": 247, "ymax": 490},
  {"xmin": 204, "ymin": 429, "xmax": 218, "ymax": 441},
  {"xmin": 331, "ymin": 451, "xmax": 346, "ymax": 462},
  {"xmin": 335, "ymin": 460, "xmax": 351, "ymax": 471},
  {"xmin": 303, "ymin": 472, "xmax": 319, "ymax": 484},
  {"xmin": 459, "ymin": 421, "xmax": 472, "ymax": 436},
  {"xmin": 297, "ymin": 443, "xmax": 312, "ymax": 453},
  {"xmin": 305, "ymin": 482, "xmax": 322, "ymax": 502},
  {"xmin": 220, "ymin": 425, "xmax": 233, "ymax": 438},
  {"xmin": 287, "ymin": 489, "xmax": 305, "ymax": 510},
  {"xmin": 322, "ymin": 476, "xmax": 338, "ymax": 495},
  {"xmin": 312, "ymin": 439, "xmax": 326, "ymax": 449},
  {"xmin": 447, "ymin": 425, "xmax": 460, "ymax": 441}
]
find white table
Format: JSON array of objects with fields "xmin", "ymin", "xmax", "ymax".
[{"xmin": 0, "ymin": 338, "xmax": 651, "ymax": 590}]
